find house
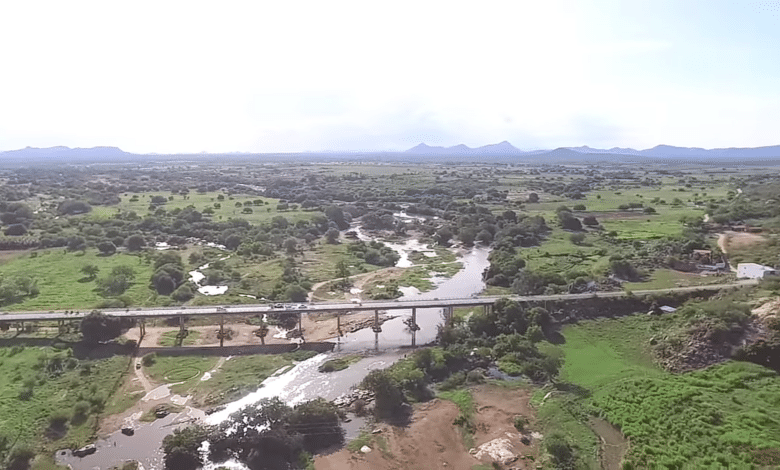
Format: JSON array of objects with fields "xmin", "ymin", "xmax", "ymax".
[{"xmin": 737, "ymin": 263, "xmax": 779, "ymax": 280}]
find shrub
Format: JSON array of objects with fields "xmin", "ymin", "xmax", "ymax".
[{"xmin": 142, "ymin": 353, "xmax": 157, "ymax": 367}]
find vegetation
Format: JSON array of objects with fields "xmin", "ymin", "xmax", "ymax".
[{"xmin": 318, "ymin": 354, "xmax": 362, "ymax": 373}]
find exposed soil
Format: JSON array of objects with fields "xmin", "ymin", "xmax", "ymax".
[
  {"xmin": 310, "ymin": 267, "xmax": 406, "ymax": 302},
  {"xmin": 124, "ymin": 310, "xmax": 392, "ymax": 348},
  {"xmin": 316, "ymin": 384, "xmax": 540, "ymax": 470},
  {"xmin": 589, "ymin": 417, "xmax": 629, "ymax": 470},
  {"xmin": 718, "ymin": 230, "xmax": 767, "ymax": 252}
]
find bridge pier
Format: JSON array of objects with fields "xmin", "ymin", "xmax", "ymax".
[
  {"xmin": 411, "ymin": 308, "xmax": 416, "ymax": 347},
  {"xmin": 139, "ymin": 319, "xmax": 146, "ymax": 338},
  {"xmin": 443, "ymin": 306, "xmax": 453, "ymax": 325},
  {"xmin": 219, "ymin": 315, "xmax": 224, "ymax": 348},
  {"xmin": 336, "ymin": 313, "xmax": 342, "ymax": 337},
  {"xmin": 298, "ymin": 312, "xmax": 304, "ymax": 343},
  {"xmin": 372, "ymin": 309, "xmax": 382, "ymax": 333}
]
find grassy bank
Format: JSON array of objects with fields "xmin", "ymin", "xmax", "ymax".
[
  {"xmin": 0, "ymin": 345, "xmax": 131, "ymax": 461},
  {"xmin": 538, "ymin": 316, "xmax": 780, "ymax": 469}
]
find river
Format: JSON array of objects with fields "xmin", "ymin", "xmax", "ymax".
[{"xmin": 57, "ymin": 233, "xmax": 490, "ymax": 470}]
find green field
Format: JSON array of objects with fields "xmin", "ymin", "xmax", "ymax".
[
  {"xmin": 0, "ymin": 249, "xmax": 155, "ymax": 311},
  {"xmin": 539, "ymin": 316, "xmax": 780, "ymax": 469},
  {"xmin": 0, "ymin": 346, "xmax": 130, "ymax": 457},
  {"xmin": 90, "ymin": 191, "xmax": 319, "ymax": 226}
]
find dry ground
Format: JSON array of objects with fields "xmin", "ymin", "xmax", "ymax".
[
  {"xmin": 718, "ymin": 230, "xmax": 767, "ymax": 253},
  {"xmin": 316, "ymin": 384, "xmax": 540, "ymax": 470}
]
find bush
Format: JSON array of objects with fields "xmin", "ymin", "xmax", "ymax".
[
  {"xmin": 142, "ymin": 353, "xmax": 157, "ymax": 367},
  {"xmin": 73, "ymin": 400, "xmax": 91, "ymax": 422}
]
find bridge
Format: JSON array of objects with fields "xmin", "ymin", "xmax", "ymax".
[{"xmin": 0, "ymin": 280, "xmax": 755, "ymax": 346}]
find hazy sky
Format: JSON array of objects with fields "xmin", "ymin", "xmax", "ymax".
[{"xmin": 1, "ymin": 0, "xmax": 778, "ymax": 153}]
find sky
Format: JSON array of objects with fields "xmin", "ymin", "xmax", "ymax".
[{"xmin": 0, "ymin": 0, "xmax": 778, "ymax": 153}]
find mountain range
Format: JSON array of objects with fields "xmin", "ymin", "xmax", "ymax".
[
  {"xmin": 404, "ymin": 142, "xmax": 780, "ymax": 160},
  {"xmin": 2, "ymin": 142, "xmax": 780, "ymax": 165}
]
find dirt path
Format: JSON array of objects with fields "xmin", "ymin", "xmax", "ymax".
[
  {"xmin": 316, "ymin": 384, "xmax": 540, "ymax": 470},
  {"xmin": 133, "ymin": 357, "xmax": 153, "ymax": 392}
]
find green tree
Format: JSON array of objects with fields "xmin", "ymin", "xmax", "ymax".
[
  {"xmin": 81, "ymin": 264, "xmax": 100, "ymax": 280},
  {"xmin": 97, "ymin": 241, "xmax": 117, "ymax": 255},
  {"xmin": 335, "ymin": 259, "xmax": 351, "ymax": 289},
  {"xmin": 162, "ymin": 425, "xmax": 210, "ymax": 470},
  {"xmin": 126, "ymin": 234, "xmax": 145, "ymax": 252}
]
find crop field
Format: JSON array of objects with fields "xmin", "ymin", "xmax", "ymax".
[
  {"xmin": 539, "ymin": 316, "xmax": 780, "ymax": 469},
  {"xmin": 0, "ymin": 249, "xmax": 156, "ymax": 311}
]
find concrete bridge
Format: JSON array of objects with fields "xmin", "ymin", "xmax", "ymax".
[{"xmin": 0, "ymin": 280, "xmax": 755, "ymax": 347}]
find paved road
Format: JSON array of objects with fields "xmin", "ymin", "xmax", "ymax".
[{"xmin": 0, "ymin": 280, "xmax": 756, "ymax": 323}]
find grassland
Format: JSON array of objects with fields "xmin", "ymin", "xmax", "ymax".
[
  {"xmin": 538, "ymin": 316, "xmax": 780, "ymax": 469},
  {"xmin": 0, "ymin": 346, "xmax": 131, "ymax": 457},
  {"xmin": 0, "ymin": 249, "xmax": 155, "ymax": 311},
  {"xmin": 90, "ymin": 191, "xmax": 318, "ymax": 226}
]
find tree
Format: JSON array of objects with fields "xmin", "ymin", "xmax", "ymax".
[
  {"xmin": 151, "ymin": 264, "xmax": 186, "ymax": 295},
  {"xmin": 225, "ymin": 234, "xmax": 242, "ymax": 251},
  {"xmin": 81, "ymin": 264, "xmax": 100, "ymax": 280},
  {"xmin": 335, "ymin": 259, "xmax": 351, "ymax": 289},
  {"xmin": 582, "ymin": 215, "xmax": 599, "ymax": 226},
  {"xmin": 643, "ymin": 206, "xmax": 656, "ymax": 214},
  {"xmin": 573, "ymin": 204, "xmax": 586, "ymax": 211},
  {"xmin": 80, "ymin": 311, "xmax": 124, "ymax": 344},
  {"xmin": 162, "ymin": 425, "xmax": 210, "ymax": 470},
  {"xmin": 569, "ymin": 233, "xmax": 586, "ymax": 245},
  {"xmin": 171, "ymin": 284, "xmax": 195, "ymax": 302},
  {"xmin": 325, "ymin": 227, "xmax": 340, "ymax": 244},
  {"xmin": 284, "ymin": 238, "xmax": 298, "ymax": 255},
  {"xmin": 67, "ymin": 236, "xmax": 87, "ymax": 252},
  {"xmin": 97, "ymin": 241, "xmax": 117, "ymax": 255},
  {"xmin": 325, "ymin": 206, "xmax": 349, "ymax": 230},
  {"xmin": 126, "ymin": 234, "xmax": 145, "ymax": 252},
  {"xmin": 434, "ymin": 227, "xmax": 453, "ymax": 246},
  {"xmin": 97, "ymin": 266, "xmax": 136, "ymax": 296},
  {"xmin": 362, "ymin": 369, "xmax": 406, "ymax": 419},
  {"xmin": 154, "ymin": 251, "xmax": 183, "ymax": 270},
  {"xmin": 527, "ymin": 192, "xmax": 539, "ymax": 203},
  {"xmin": 610, "ymin": 259, "xmax": 639, "ymax": 281},
  {"xmin": 3, "ymin": 224, "xmax": 27, "ymax": 236},
  {"xmin": 57, "ymin": 200, "xmax": 91, "ymax": 215},
  {"xmin": 285, "ymin": 284, "xmax": 308, "ymax": 302},
  {"xmin": 558, "ymin": 211, "xmax": 582, "ymax": 231}
]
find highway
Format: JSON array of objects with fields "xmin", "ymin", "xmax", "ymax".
[{"xmin": 0, "ymin": 280, "xmax": 756, "ymax": 323}]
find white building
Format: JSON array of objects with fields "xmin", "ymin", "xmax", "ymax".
[{"xmin": 736, "ymin": 263, "xmax": 779, "ymax": 280}]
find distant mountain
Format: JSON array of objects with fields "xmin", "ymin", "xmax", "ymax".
[{"xmin": 0, "ymin": 146, "xmax": 133, "ymax": 164}]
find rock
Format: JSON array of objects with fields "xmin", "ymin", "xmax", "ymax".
[
  {"xmin": 372, "ymin": 428, "xmax": 382, "ymax": 434},
  {"xmin": 121, "ymin": 427, "xmax": 135, "ymax": 436},
  {"xmin": 360, "ymin": 445, "xmax": 372, "ymax": 453},
  {"xmin": 520, "ymin": 434, "xmax": 531, "ymax": 445}
]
